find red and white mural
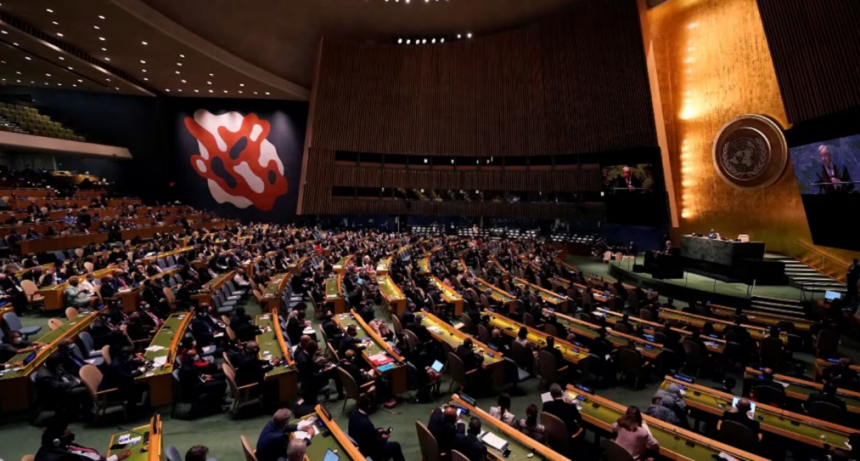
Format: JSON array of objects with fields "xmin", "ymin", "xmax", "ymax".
[{"xmin": 185, "ymin": 109, "xmax": 287, "ymax": 211}]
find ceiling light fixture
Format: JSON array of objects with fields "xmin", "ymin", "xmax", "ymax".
[
  {"xmin": 223, "ymin": 90, "xmax": 228, "ymax": 93},
  {"xmin": 45, "ymin": 73, "xmax": 51, "ymax": 77},
  {"xmin": 101, "ymin": 47, "xmax": 107, "ymax": 51},
  {"xmin": 240, "ymin": 83, "xmax": 244, "ymax": 87},
  {"xmin": 67, "ymin": 66, "xmax": 72, "ymax": 70},
  {"xmin": 99, "ymin": 37, "xmax": 105, "ymax": 41},
  {"xmin": 141, "ymin": 41, "xmax": 148, "ymax": 45},
  {"xmin": 93, "ymin": 25, "xmax": 99, "ymax": 30},
  {"xmin": 177, "ymin": 62, "xmax": 182, "ymax": 66},
  {"xmin": 209, "ymin": 73, "xmax": 214, "ymax": 77},
  {"xmin": 56, "ymin": 32, "xmax": 63, "ymax": 37},
  {"xmin": 142, "ymin": 69, "xmax": 146, "ymax": 72},
  {"xmin": 175, "ymin": 70, "xmax": 180, "ymax": 74},
  {"xmin": 58, "ymin": 56, "xmax": 64, "ymax": 60},
  {"xmin": 208, "ymin": 89, "xmax": 213, "ymax": 93},
  {"xmin": 238, "ymin": 91, "xmax": 243, "ymax": 94},
  {"xmin": 206, "ymin": 81, "xmax": 211, "ymax": 85},
  {"xmin": 165, "ymin": 89, "xmax": 170, "ymax": 92},
  {"xmin": 140, "ymin": 60, "xmax": 145, "ymax": 64},
  {"xmin": 77, "ymin": 79, "xmax": 82, "ymax": 82},
  {"xmin": 265, "ymin": 92, "xmax": 270, "ymax": 95},
  {"xmin": 143, "ymin": 77, "xmax": 148, "ymax": 81},
  {"xmin": 15, "ymin": 72, "xmax": 19, "ymax": 75},
  {"xmin": 98, "ymin": 15, "xmax": 105, "ymax": 20},
  {"xmin": 466, "ymin": 32, "xmax": 472, "ymax": 38},
  {"xmin": 24, "ymin": 56, "xmax": 30, "ymax": 60},
  {"xmin": 72, "ymin": 84, "xmax": 76, "ymax": 87},
  {"xmin": 194, "ymin": 89, "xmax": 199, "ymax": 92},
  {"xmin": 254, "ymin": 91, "xmax": 258, "ymax": 95},
  {"xmin": 181, "ymin": 79, "xmax": 186, "ymax": 83},
  {"xmin": 179, "ymin": 54, "xmax": 185, "ymax": 58},
  {"xmin": 46, "ymin": 8, "xmax": 53, "ymax": 13},
  {"xmin": 52, "ymin": 21, "xmax": 59, "ymax": 25},
  {"xmin": 105, "ymin": 78, "xmax": 110, "ymax": 81},
  {"xmin": 104, "ymin": 57, "xmax": 110, "ymax": 61},
  {"xmin": 0, "ymin": 31, "xmax": 6, "ymax": 34},
  {"xmin": 115, "ymin": 87, "xmax": 119, "ymax": 90}
]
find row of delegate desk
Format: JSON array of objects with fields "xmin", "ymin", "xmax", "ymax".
[
  {"xmin": 0, "ymin": 205, "xmax": 190, "ymax": 222},
  {"xmin": 18, "ymin": 225, "xmax": 184, "ymax": 254}
]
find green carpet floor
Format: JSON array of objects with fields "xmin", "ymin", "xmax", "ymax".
[{"xmin": 1, "ymin": 258, "xmax": 856, "ymax": 461}]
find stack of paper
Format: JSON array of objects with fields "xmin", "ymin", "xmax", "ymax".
[
  {"xmin": 153, "ymin": 356, "xmax": 168, "ymax": 367},
  {"xmin": 541, "ymin": 392, "xmax": 553, "ymax": 403},
  {"xmin": 479, "ymin": 432, "xmax": 508, "ymax": 452},
  {"xmin": 145, "ymin": 345, "xmax": 166, "ymax": 352}
]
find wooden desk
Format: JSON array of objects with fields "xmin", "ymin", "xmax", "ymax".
[
  {"xmin": 193, "ymin": 270, "xmax": 236, "ymax": 306},
  {"xmin": 420, "ymin": 309, "xmax": 505, "ymax": 387},
  {"xmin": 0, "ymin": 312, "xmax": 97, "ymax": 412},
  {"xmin": 565, "ymin": 384, "xmax": 768, "ymax": 461},
  {"xmin": 513, "ymin": 277, "xmax": 570, "ymax": 311},
  {"xmin": 488, "ymin": 256, "xmax": 509, "ymax": 282},
  {"xmin": 291, "ymin": 405, "xmax": 366, "ymax": 460},
  {"xmin": 335, "ymin": 309, "xmax": 408, "ymax": 395},
  {"xmin": 325, "ymin": 274, "xmax": 345, "ymax": 314},
  {"xmin": 473, "ymin": 276, "xmax": 517, "ymax": 313},
  {"xmin": 813, "ymin": 358, "xmax": 860, "ymax": 382},
  {"xmin": 417, "ymin": 257, "xmax": 430, "ymax": 275},
  {"xmin": 743, "ymin": 367, "xmax": 860, "ymax": 414},
  {"xmin": 429, "ymin": 276, "xmax": 463, "ymax": 316},
  {"xmin": 452, "ymin": 394, "xmax": 568, "ymax": 461},
  {"xmin": 596, "ymin": 308, "xmax": 727, "ymax": 354},
  {"xmin": 19, "ymin": 232, "xmax": 108, "ymax": 254},
  {"xmin": 38, "ymin": 266, "xmax": 116, "ymax": 311},
  {"xmin": 106, "ymin": 415, "xmax": 163, "ymax": 461},
  {"xmin": 261, "ymin": 272, "xmax": 290, "ymax": 312},
  {"xmin": 256, "ymin": 310, "xmax": 298, "ymax": 402},
  {"xmin": 662, "ymin": 376, "xmax": 859, "ymax": 449},
  {"xmin": 116, "ymin": 267, "xmax": 180, "ymax": 313},
  {"xmin": 376, "ymin": 256, "xmax": 392, "ymax": 275},
  {"xmin": 658, "ymin": 308, "xmax": 789, "ymax": 344},
  {"xmin": 333, "ymin": 255, "xmax": 353, "ymax": 273},
  {"xmin": 546, "ymin": 309, "xmax": 665, "ymax": 359},
  {"xmin": 136, "ymin": 312, "xmax": 192, "ymax": 406},
  {"xmin": 377, "ymin": 274, "xmax": 406, "ymax": 315},
  {"xmin": 709, "ymin": 304, "xmax": 814, "ymax": 332},
  {"xmin": 121, "ymin": 225, "xmax": 182, "ymax": 241},
  {"xmin": 13, "ymin": 262, "xmax": 53, "ymax": 278},
  {"xmin": 484, "ymin": 308, "xmax": 591, "ymax": 365}
]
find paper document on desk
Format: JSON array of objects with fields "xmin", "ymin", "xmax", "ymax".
[
  {"xmin": 479, "ymin": 432, "xmax": 508, "ymax": 451},
  {"xmin": 541, "ymin": 392, "xmax": 553, "ymax": 403},
  {"xmin": 718, "ymin": 453, "xmax": 740, "ymax": 461},
  {"xmin": 145, "ymin": 345, "xmax": 166, "ymax": 352},
  {"xmin": 293, "ymin": 431, "xmax": 315, "ymax": 441},
  {"xmin": 153, "ymin": 356, "xmax": 168, "ymax": 367},
  {"xmin": 774, "ymin": 380, "xmax": 790, "ymax": 388}
]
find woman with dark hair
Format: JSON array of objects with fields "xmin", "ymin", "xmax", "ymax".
[
  {"xmin": 514, "ymin": 327, "xmax": 530, "ymax": 348},
  {"xmin": 518, "ymin": 404, "xmax": 547, "ymax": 443},
  {"xmin": 612, "ymin": 406, "xmax": 659, "ymax": 460},
  {"xmin": 489, "ymin": 393, "xmax": 517, "ymax": 427}
]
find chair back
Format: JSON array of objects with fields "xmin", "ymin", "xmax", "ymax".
[
  {"xmin": 253, "ymin": 289, "xmax": 264, "ymax": 304},
  {"xmin": 544, "ymin": 324, "xmax": 558, "ymax": 337},
  {"xmin": 223, "ymin": 363, "xmax": 241, "ymax": 397},
  {"xmin": 537, "ymin": 350, "xmax": 559, "ymax": 382},
  {"xmin": 3, "ymin": 312, "xmax": 23, "ymax": 331},
  {"xmin": 604, "ymin": 439, "xmax": 635, "ymax": 461},
  {"xmin": 84, "ymin": 262, "xmax": 94, "ymax": 273},
  {"xmin": 165, "ymin": 446, "xmax": 182, "ymax": 461},
  {"xmin": 79, "ymin": 331, "xmax": 96, "ymax": 353},
  {"xmin": 541, "ymin": 410, "xmax": 569, "ymax": 454},
  {"xmin": 477, "ymin": 324, "xmax": 490, "ymax": 343},
  {"xmin": 391, "ymin": 314, "xmax": 403, "ymax": 335},
  {"xmin": 337, "ymin": 367, "xmax": 361, "ymax": 402},
  {"xmin": 48, "ymin": 318, "xmax": 63, "ymax": 330},
  {"xmin": 639, "ymin": 309, "xmax": 654, "ymax": 321},
  {"xmin": 512, "ymin": 341, "xmax": 534, "ymax": 373},
  {"xmin": 102, "ymin": 345, "xmax": 112, "ymax": 365},
  {"xmin": 415, "ymin": 420, "xmax": 441, "ymax": 461},
  {"xmin": 78, "ymin": 364, "xmax": 103, "ymax": 396},
  {"xmin": 459, "ymin": 314, "xmax": 474, "ymax": 335},
  {"xmin": 451, "ymin": 450, "xmax": 469, "ymax": 461},
  {"xmin": 682, "ymin": 340, "xmax": 702, "ymax": 369},
  {"xmin": 226, "ymin": 326, "xmax": 237, "ymax": 341},
  {"xmin": 807, "ymin": 400, "xmax": 844, "ymax": 423},
  {"xmin": 20, "ymin": 280, "xmax": 38, "ymax": 299},
  {"xmin": 403, "ymin": 329, "xmax": 420, "ymax": 353},
  {"xmin": 221, "ymin": 315, "xmax": 231, "ymax": 326},
  {"xmin": 618, "ymin": 348, "xmax": 642, "ymax": 376},
  {"xmin": 626, "ymin": 290, "xmax": 639, "ymax": 309},
  {"xmin": 719, "ymin": 420, "xmax": 756, "ymax": 452},
  {"xmin": 816, "ymin": 329, "xmax": 840, "ymax": 358},
  {"xmin": 759, "ymin": 337, "xmax": 783, "ymax": 369},
  {"xmin": 222, "ymin": 352, "xmax": 235, "ymax": 371},
  {"xmin": 447, "ymin": 352, "xmax": 468, "ymax": 385},
  {"xmin": 240, "ymin": 435, "xmax": 258, "ymax": 461},
  {"xmin": 753, "ymin": 385, "xmax": 786, "ymax": 406},
  {"xmin": 65, "ymin": 307, "xmax": 79, "ymax": 320},
  {"xmin": 614, "ymin": 323, "xmax": 629, "ymax": 334},
  {"xmin": 523, "ymin": 312, "xmax": 535, "ymax": 327}
]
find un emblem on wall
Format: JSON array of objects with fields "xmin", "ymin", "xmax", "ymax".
[{"xmin": 712, "ymin": 114, "xmax": 787, "ymax": 190}]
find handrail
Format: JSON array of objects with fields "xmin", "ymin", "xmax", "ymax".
[{"xmin": 786, "ymin": 239, "xmax": 848, "ymax": 284}]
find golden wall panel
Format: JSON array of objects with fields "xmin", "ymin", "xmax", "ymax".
[{"xmin": 648, "ymin": 0, "xmax": 860, "ymax": 280}]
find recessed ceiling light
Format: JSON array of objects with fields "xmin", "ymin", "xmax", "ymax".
[
  {"xmin": 179, "ymin": 54, "xmax": 185, "ymax": 58},
  {"xmin": 208, "ymin": 89, "xmax": 213, "ymax": 93},
  {"xmin": 142, "ymin": 69, "xmax": 146, "ymax": 72},
  {"xmin": 44, "ymin": 82, "xmax": 48, "ymax": 85},
  {"xmin": 141, "ymin": 41, "xmax": 148, "ymax": 45},
  {"xmin": 67, "ymin": 66, "xmax": 72, "ymax": 70},
  {"xmin": 223, "ymin": 90, "xmax": 228, "ymax": 93},
  {"xmin": 0, "ymin": 31, "xmax": 6, "ymax": 34},
  {"xmin": 99, "ymin": 37, "xmax": 105, "ymax": 41},
  {"xmin": 254, "ymin": 91, "xmax": 258, "ymax": 95},
  {"xmin": 265, "ymin": 92, "xmax": 270, "ymax": 95},
  {"xmin": 194, "ymin": 89, "xmax": 198, "ymax": 93},
  {"xmin": 77, "ymin": 79, "xmax": 82, "ymax": 82},
  {"xmin": 181, "ymin": 79, "xmax": 186, "ymax": 83},
  {"xmin": 56, "ymin": 32, "xmax": 63, "ymax": 37},
  {"xmin": 58, "ymin": 56, "xmax": 64, "ymax": 60},
  {"xmin": 177, "ymin": 89, "xmax": 182, "ymax": 92},
  {"xmin": 101, "ymin": 47, "xmax": 107, "ymax": 51},
  {"xmin": 140, "ymin": 60, "xmax": 146, "ymax": 64},
  {"xmin": 115, "ymin": 87, "xmax": 119, "ymax": 90},
  {"xmin": 240, "ymin": 83, "xmax": 244, "ymax": 87},
  {"xmin": 57, "ymin": 83, "xmax": 61, "ymax": 86},
  {"xmin": 98, "ymin": 15, "xmax": 105, "ymax": 20},
  {"xmin": 16, "ymin": 80, "xmax": 20, "ymax": 83},
  {"xmin": 14, "ymin": 43, "xmax": 20, "ymax": 47},
  {"xmin": 466, "ymin": 33, "xmax": 472, "ymax": 38},
  {"xmin": 45, "ymin": 73, "xmax": 51, "ymax": 77},
  {"xmin": 15, "ymin": 71, "xmax": 19, "ymax": 75},
  {"xmin": 238, "ymin": 91, "xmax": 243, "ymax": 94},
  {"xmin": 206, "ymin": 81, "xmax": 211, "ymax": 85},
  {"xmin": 52, "ymin": 21, "xmax": 59, "ymax": 25},
  {"xmin": 104, "ymin": 57, "xmax": 110, "ymax": 61},
  {"xmin": 93, "ymin": 25, "xmax": 99, "ymax": 30},
  {"xmin": 176, "ymin": 62, "xmax": 182, "ymax": 66},
  {"xmin": 175, "ymin": 70, "xmax": 180, "ymax": 74},
  {"xmin": 72, "ymin": 84, "xmax": 76, "ymax": 87},
  {"xmin": 165, "ymin": 89, "xmax": 170, "ymax": 92},
  {"xmin": 143, "ymin": 77, "xmax": 148, "ymax": 81},
  {"xmin": 105, "ymin": 78, "xmax": 110, "ymax": 81},
  {"xmin": 46, "ymin": 8, "xmax": 53, "ymax": 13},
  {"xmin": 209, "ymin": 73, "xmax": 214, "ymax": 77},
  {"xmin": 24, "ymin": 56, "xmax": 30, "ymax": 60}
]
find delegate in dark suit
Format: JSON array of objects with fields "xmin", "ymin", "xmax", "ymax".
[
  {"xmin": 348, "ymin": 407, "xmax": 405, "ymax": 461},
  {"xmin": 543, "ymin": 398, "xmax": 582, "ymax": 436},
  {"xmin": 427, "ymin": 407, "xmax": 465, "ymax": 457}
]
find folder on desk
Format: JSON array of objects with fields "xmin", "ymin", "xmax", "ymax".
[{"xmin": 479, "ymin": 431, "xmax": 509, "ymax": 452}]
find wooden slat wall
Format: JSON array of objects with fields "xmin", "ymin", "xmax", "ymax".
[
  {"xmin": 310, "ymin": 0, "xmax": 656, "ymax": 157},
  {"xmin": 303, "ymin": 149, "xmax": 605, "ymax": 220},
  {"xmin": 756, "ymin": 0, "xmax": 860, "ymax": 123}
]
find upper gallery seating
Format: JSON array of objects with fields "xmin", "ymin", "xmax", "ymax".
[{"xmin": 0, "ymin": 103, "xmax": 85, "ymax": 142}]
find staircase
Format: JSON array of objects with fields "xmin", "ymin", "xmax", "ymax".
[
  {"xmin": 771, "ymin": 256, "xmax": 846, "ymax": 294},
  {"xmin": 749, "ymin": 294, "xmax": 806, "ymax": 317}
]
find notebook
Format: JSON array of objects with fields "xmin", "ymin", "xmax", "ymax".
[{"xmin": 479, "ymin": 431, "xmax": 509, "ymax": 451}]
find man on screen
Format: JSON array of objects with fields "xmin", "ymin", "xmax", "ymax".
[
  {"xmin": 615, "ymin": 166, "xmax": 641, "ymax": 192},
  {"xmin": 816, "ymin": 145, "xmax": 853, "ymax": 194}
]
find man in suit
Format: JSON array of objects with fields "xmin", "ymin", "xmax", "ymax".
[
  {"xmin": 338, "ymin": 324, "xmax": 366, "ymax": 358},
  {"xmin": 348, "ymin": 396, "xmax": 405, "ymax": 461},
  {"xmin": 720, "ymin": 398, "xmax": 761, "ymax": 439},
  {"xmin": 455, "ymin": 337, "xmax": 484, "ymax": 372},
  {"xmin": 255, "ymin": 408, "xmax": 316, "ymax": 461},
  {"xmin": 540, "ymin": 337, "xmax": 568, "ymax": 376},
  {"xmin": 35, "ymin": 422, "xmax": 131, "ymax": 461},
  {"xmin": 542, "ymin": 383, "xmax": 581, "ymax": 436},
  {"xmin": 824, "ymin": 358, "xmax": 860, "ymax": 391},
  {"xmin": 295, "ymin": 339, "xmax": 344, "ymax": 401},
  {"xmin": 453, "ymin": 418, "xmax": 488, "ymax": 461},
  {"xmin": 615, "ymin": 166, "xmax": 641, "ymax": 192},
  {"xmin": 321, "ymin": 310, "xmax": 343, "ymax": 347},
  {"xmin": 806, "ymin": 381, "xmax": 848, "ymax": 416},
  {"xmin": 177, "ymin": 348, "xmax": 226, "ymax": 411},
  {"xmin": 234, "ymin": 342, "xmax": 278, "ymax": 387},
  {"xmin": 816, "ymin": 145, "xmax": 853, "ymax": 194},
  {"xmin": 427, "ymin": 406, "xmax": 465, "ymax": 458},
  {"xmin": 35, "ymin": 352, "xmax": 92, "ymax": 419}
]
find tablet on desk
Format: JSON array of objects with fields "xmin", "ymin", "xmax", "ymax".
[
  {"xmin": 431, "ymin": 360, "xmax": 444, "ymax": 373},
  {"xmin": 323, "ymin": 449, "xmax": 339, "ymax": 461}
]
